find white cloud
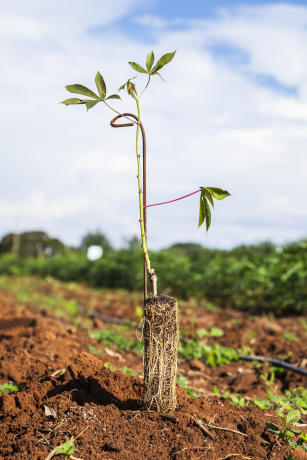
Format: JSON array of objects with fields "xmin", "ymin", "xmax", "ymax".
[{"xmin": 1, "ymin": 1, "xmax": 307, "ymax": 249}]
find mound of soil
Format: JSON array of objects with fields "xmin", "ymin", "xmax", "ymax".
[
  {"xmin": 0, "ymin": 351, "xmax": 295, "ymax": 459},
  {"xmin": 0, "ymin": 281, "xmax": 306, "ymax": 459}
]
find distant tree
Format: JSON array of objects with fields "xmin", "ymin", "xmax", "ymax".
[
  {"xmin": 169, "ymin": 242, "xmax": 205, "ymax": 260},
  {"xmin": 79, "ymin": 230, "xmax": 112, "ymax": 254},
  {"xmin": 0, "ymin": 231, "xmax": 65, "ymax": 257},
  {"xmin": 124, "ymin": 235, "xmax": 141, "ymax": 251}
]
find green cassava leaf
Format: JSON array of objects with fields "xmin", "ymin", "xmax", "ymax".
[
  {"xmin": 118, "ymin": 77, "xmax": 137, "ymax": 92},
  {"xmin": 105, "ymin": 94, "xmax": 121, "ymax": 100},
  {"xmin": 202, "ymin": 187, "xmax": 214, "ymax": 208},
  {"xmin": 198, "ymin": 195, "xmax": 205, "ymax": 227},
  {"xmin": 85, "ymin": 100, "xmax": 99, "ymax": 111},
  {"xmin": 146, "ymin": 51, "xmax": 155, "ymax": 71},
  {"xmin": 204, "ymin": 197, "xmax": 211, "ymax": 232},
  {"xmin": 60, "ymin": 98, "xmax": 84, "ymax": 105},
  {"xmin": 207, "ymin": 187, "xmax": 231, "ymax": 200},
  {"xmin": 66, "ymin": 84, "xmax": 99, "ymax": 100},
  {"xmin": 152, "ymin": 71, "xmax": 165, "ymax": 81},
  {"xmin": 95, "ymin": 71, "xmax": 106, "ymax": 99},
  {"xmin": 151, "ymin": 50, "xmax": 176, "ymax": 73},
  {"xmin": 128, "ymin": 62, "xmax": 147, "ymax": 73}
]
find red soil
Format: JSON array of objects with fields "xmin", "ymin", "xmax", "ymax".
[{"xmin": 0, "ymin": 281, "xmax": 306, "ymax": 459}]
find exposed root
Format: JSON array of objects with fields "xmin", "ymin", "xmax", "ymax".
[
  {"xmin": 143, "ymin": 295, "xmax": 178, "ymax": 413},
  {"xmin": 190, "ymin": 415, "xmax": 214, "ymax": 439},
  {"xmin": 208, "ymin": 424, "xmax": 248, "ymax": 438}
]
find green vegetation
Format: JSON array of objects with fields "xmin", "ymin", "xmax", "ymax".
[
  {"xmin": 89, "ymin": 329, "xmax": 143, "ymax": 354},
  {"xmin": 283, "ymin": 331, "xmax": 299, "ymax": 342},
  {"xmin": 0, "ymin": 382, "xmax": 20, "ymax": 394},
  {"xmin": 176, "ymin": 376, "xmax": 198, "ymax": 398},
  {"xmin": 196, "ymin": 327, "xmax": 224, "ymax": 338},
  {"xmin": 55, "ymin": 439, "xmax": 75, "ymax": 458},
  {"xmin": 265, "ymin": 410, "xmax": 307, "ymax": 452},
  {"xmin": 179, "ymin": 341, "xmax": 238, "ymax": 366},
  {"xmin": 1, "ymin": 237, "xmax": 306, "ymax": 314},
  {"xmin": 221, "ymin": 386, "xmax": 307, "ymax": 417}
]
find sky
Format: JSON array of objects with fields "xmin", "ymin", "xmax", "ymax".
[{"xmin": 1, "ymin": 0, "xmax": 307, "ymax": 250}]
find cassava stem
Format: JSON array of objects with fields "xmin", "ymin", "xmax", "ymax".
[{"xmin": 134, "ymin": 95, "xmax": 157, "ymax": 296}]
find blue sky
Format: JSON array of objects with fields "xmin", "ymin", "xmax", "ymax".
[{"xmin": 0, "ymin": 0, "xmax": 307, "ymax": 249}]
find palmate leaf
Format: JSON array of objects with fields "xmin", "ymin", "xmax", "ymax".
[
  {"xmin": 128, "ymin": 61, "xmax": 147, "ymax": 73},
  {"xmin": 95, "ymin": 71, "xmax": 106, "ymax": 99},
  {"xmin": 85, "ymin": 100, "xmax": 99, "ymax": 111},
  {"xmin": 204, "ymin": 198, "xmax": 211, "ymax": 232},
  {"xmin": 146, "ymin": 51, "xmax": 154, "ymax": 71},
  {"xmin": 105, "ymin": 94, "xmax": 121, "ymax": 100},
  {"xmin": 207, "ymin": 187, "xmax": 231, "ymax": 200},
  {"xmin": 198, "ymin": 195, "xmax": 211, "ymax": 232},
  {"xmin": 201, "ymin": 187, "xmax": 214, "ymax": 208},
  {"xmin": 151, "ymin": 50, "xmax": 176, "ymax": 73},
  {"xmin": 65, "ymin": 84, "xmax": 99, "ymax": 100},
  {"xmin": 60, "ymin": 98, "xmax": 84, "ymax": 105},
  {"xmin": 198, "ymin": 195, "xmax": 205, "ymax": 227},
  {"xmin": 198, "ymin": 185, "xmax": 230, "ymax": 232}
]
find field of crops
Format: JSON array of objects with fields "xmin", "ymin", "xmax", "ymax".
[{"xmin": 0, "ymin": 275, "xmax": 306, "ymax": 459}]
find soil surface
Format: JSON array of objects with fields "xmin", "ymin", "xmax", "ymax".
[{"xmin": 0, "ymin": 276, "xmax": 306, "ymax": 459}]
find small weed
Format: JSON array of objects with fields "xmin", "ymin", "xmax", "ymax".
[
  {"xmin": 176, "ymin": 376, "xmax": 198, "ymax": 398},
  {"xmin": 103, "ymin": 362, "xmax": 115, "ymax": 371},
  {"xmin": 283, "ymin": 331, "xmax": 299, "ymax": 342},
  {"xmin": 266, "ymin": 410, "xmax": 307, "ymax": 452},
  {"xmin": 213, "ymin": 385, "xmax": 220, "ymax": 395},
  {"xmin": 55, "ymin": 439, "xmax": 75, "ymax": 458},
  {"xmin": 0, "ymin": 382, "xmax": 20, "ymax": 394},
  {"xmin": 260, "ymin": 366, "xmax": 285, "ymax": 386},
  {"xmin": 87, "ymin": 344, "xmax": 103, "ymax": 355},
  {"xmin": 135, "ymin": 306, "xmax": 143, "ymax": 318},
  {"xmin": 228, "ymin": 394, "xmax": 247, "ymax": 407},
  {"xmin": 196, "ymin": 327, "xmax": 224, "ymax": 338},
  {"xmin": 222, "ymin": 391, "xmax": 247, "ymax": 407},
  {"xmin": 89, "ymin": 329, "xmax": 143, "ymax": 354},
  {"xmin": 121, "ymin": 366, "xmax": 137, "ymax": 376},
  {"xmin": 179, "ymin": 341, "xmax": 238, "ymax": 366}
]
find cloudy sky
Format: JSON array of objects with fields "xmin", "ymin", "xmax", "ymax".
[{"xmin": 1, "ymin": 0, "xmax": 307, "ymax": 249}]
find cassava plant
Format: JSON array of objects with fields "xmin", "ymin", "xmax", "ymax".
[{"xmin": 61, "ymin": 50, "xmax": 230, "ymax": 413}]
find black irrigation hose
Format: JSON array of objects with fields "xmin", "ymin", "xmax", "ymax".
[{"xmin": 239, "ymin": 355, "xmax": 307, "ymax": 376}]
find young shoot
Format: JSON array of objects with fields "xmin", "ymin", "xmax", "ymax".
[{"xmin": 60, "ymin": 50, "xmax": 230, "ymax": 297}]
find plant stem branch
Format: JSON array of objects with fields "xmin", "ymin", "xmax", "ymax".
[
  {"xmin": 208, "ymin": 424, "xmax": 248, "ymax": 438},
  {"xmin": 103, "ymin": 101, "xmax": 138, "ymax": 125},
  {"xmin": 140, "ymin": 75, "xmax": 151, "ymax": 98},
  {"xmin": 133, "ymin": 95, "xmax": 157, "ymax": 296}
]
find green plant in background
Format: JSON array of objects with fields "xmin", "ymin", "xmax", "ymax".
[
  {"xmin": 283, "ymin": 331, "xmax": 299, "ymax": 342},
  {"xmin": 0, "ymin": 382, "xmax": 20, "ymax": 394},
  {"xmin": 196, "ymin": 327, "xmax": 224, "ymax": 338},
  {"xmin": 89, "ymin": 328, "xmax": 143, "ymax": 354},
  {"xmin": 179, "ymin": 340, "xmax": 238, "ymax": 366},
  {"xmin": 55, "ymin": 439, "xmax": 75, "ymax": 458},
  {"xmin": 266, "ymin": 410, "xmax": 307, "ymax": 452},
  {"xmin": 176, "ymin": 376, "xmax": 198, "ymax": 398}
]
